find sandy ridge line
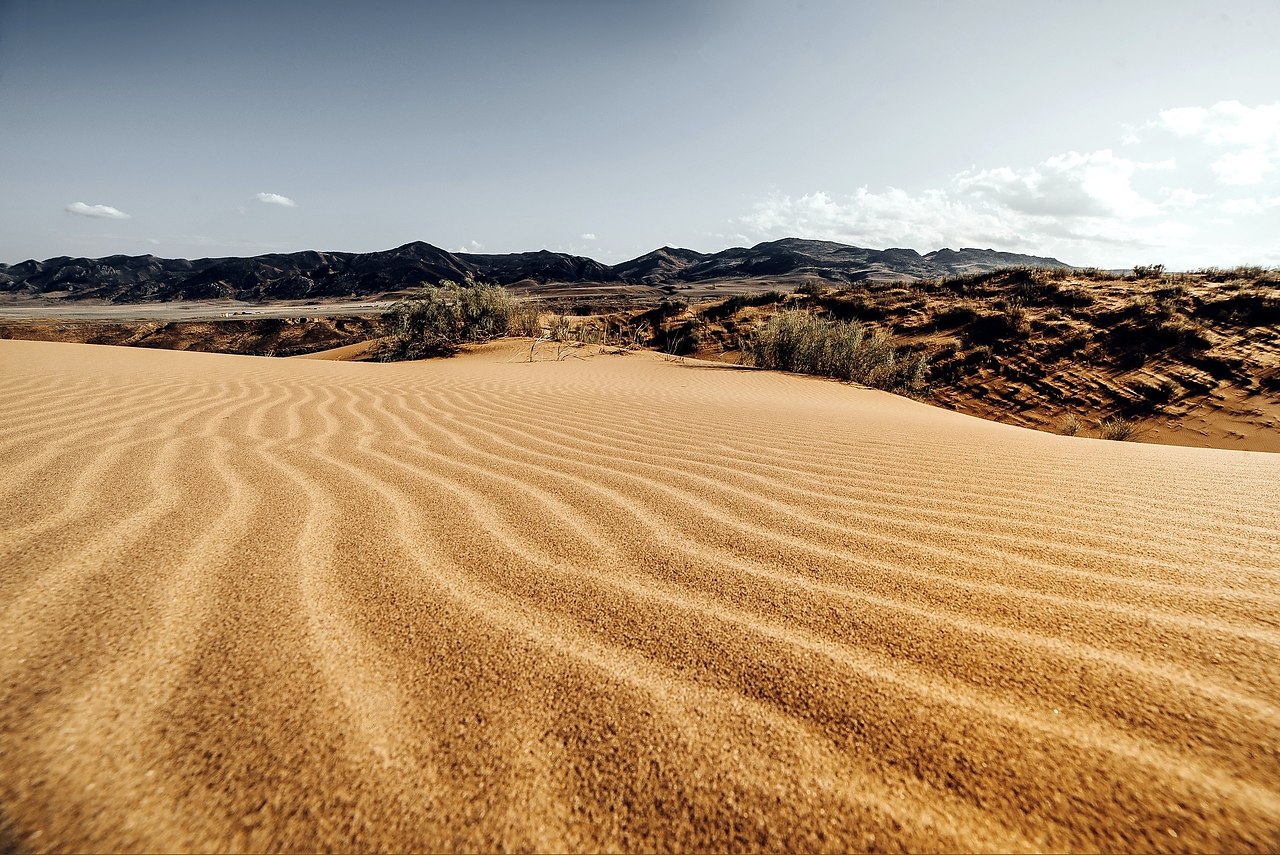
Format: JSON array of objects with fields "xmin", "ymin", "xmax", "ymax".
[
  {"xmin": 468, "ymin": 373, "xmax": 1280, "ymax": 540},
  {"xmin": 430, "ymin": 384, "xmax": 1280, "ymax": 604},
  {"xmin": 390, "ymin": 384, "xmax": 1280, "ymax": 663},
  {"xmin": 0, "ymin": 378, "xmax": 191, "ymax": 483},
  {"xmin": 145, "ymin": 377, "xmax": 394, "ymax": 851},
  {"xmin": 440, "ymin": 378, "xmax": 1280, "ymax": 573}
]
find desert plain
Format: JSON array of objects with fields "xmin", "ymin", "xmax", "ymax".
[{"xmin": 1, "ymin": 336, "xmax": 1279, "ymax": 852}]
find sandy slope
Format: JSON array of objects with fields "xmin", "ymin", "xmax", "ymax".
[{"xmin": 2, "ymin": 339, "xmax": 1278, "ymax": 853}]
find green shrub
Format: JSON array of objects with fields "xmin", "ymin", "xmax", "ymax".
[
  {"xmin": 741, "ymin": 310, "xmax": 927, "ymax": 393},
  {"xmin": 379, "ymin": 279, "xmax": 524, "ymax": 359}
]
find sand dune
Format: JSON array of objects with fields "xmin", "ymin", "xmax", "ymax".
[{"xmin": 2, "ymin": 338, "xmax": 1278, "ymax": 853}]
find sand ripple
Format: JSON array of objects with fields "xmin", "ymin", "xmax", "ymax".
[{"xmin": 2, "ymin": 339, "xmax": 1278, "ymax": 853}]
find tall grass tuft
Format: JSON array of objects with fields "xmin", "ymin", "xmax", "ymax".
[
  {"xmin": 379, "ymin": 279, "xmax": 528, "ymax": 359},
  {"xmin": 1098, "ymin": 416, "xmax": 1139, "ymax": 441},
  {"xmin": 741, "ymin": 310, "xmax": 927, "ymax": 394}
]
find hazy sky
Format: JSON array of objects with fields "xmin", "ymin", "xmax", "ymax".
[{"xmin": 3, "ymin": 0, "xmax": 1278, "ymax": 268}]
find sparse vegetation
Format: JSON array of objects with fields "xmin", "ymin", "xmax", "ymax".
[
  {"xmin": 548, "ymin": 313, "xmax": 573, "ymax": 342},
  {"xmin": 1098, "ymin": 417, "xmax": 1139, "ymax": 441},
  {"xmin": 510, "ymin": 304, "xmax": 542, "ymax": 338},
  {"xmin": 379, "ymin": 279, "xmax": 528, "ymax": 360},
  {"xmin": 795, "ymin": 281, "xmax": 830, "ymax": 297},
  {"xmin": 741, "ymin": 310, "xmax": 927, "ymax": 393},
  {"xmin": 14, "ymin": 256, "xmax": 1280, "ymax": 451}
]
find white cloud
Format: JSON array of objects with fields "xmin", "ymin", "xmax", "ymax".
[
  {"xmin": 452, "ymin": 240, "xmax": 485, "ymax": 253},
  {"xmin": 1220, "ymin": 196, "xmax": 1280, "ymax": 215},
  {"xmin": 1159, "ymin": 101, "xmax": 1280, "ymax": 147},
  {"xmin": 953, "ymin": 149, "xmax": 1166, "ymax": 219},
  {"xmin": 741, "ymin": 183, "xmax": 1205, "ymax": 267},
  {"xmin": 1160, "ymin": 187, "xmax": 1208, "ymax": 209},
  {"xmin": 65, "ymin": 201, "xmax": 131, "ymax": 220},
  {"xmin": 1212, "ymin": 148, "xmax": 1275, "ymax": 185},
  {"xmin": 738, "ymin": 102, "xmax": 1280, "ymax": 268},
  {"xmin": 1159, "ymin": 101, "xmax": 1280, "ymax": 186},
  {"xmin": 254, "ymin": 192, "xmax": 297, "ymax": 208},
  {"xmin": 742, "ymin": 188, "xmax": 1024, "ymax": 251},
  {"xmin": 580, "ymin": 232, "xmax": 597, "ymax": 240},
  {"xmin": 740, "ymin": 156, "xmax": 1198, "ymax": 266}
]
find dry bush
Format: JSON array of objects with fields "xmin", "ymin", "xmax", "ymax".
[
  {"xmin": 1059, "ymin": 413, "xmax": 1083, "ymax": 436},
  {"xmin": 1098, "ymin": 416, "xmax": 1139, "ymax": 441},
  {"xmin": 795, "ymin": 281, "xmax": 830, "ymax": 297},
  {"xmin": 548, "ymin": 314, "xmax": 573, "ymax": 341},
  {"xmin": 509, "ymin": 304, "xmax": 542, "ymax": 338}
]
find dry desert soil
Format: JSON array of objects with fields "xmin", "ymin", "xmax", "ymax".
[{"xmin": 1, "ymin": 338, "xmax": 1278, "ymax": 853}]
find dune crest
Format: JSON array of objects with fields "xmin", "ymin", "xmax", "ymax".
[{"xmin": 2, "ymin": 339, "xmax": 1278, "ymax": 853}]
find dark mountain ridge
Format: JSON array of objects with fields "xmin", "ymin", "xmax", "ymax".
[{"xmin": 0, "ymin": 239, "xmax": 1070, "ymax": 303}]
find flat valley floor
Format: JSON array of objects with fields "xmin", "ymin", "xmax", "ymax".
[{"xmin": 2, "ymin": 339, "xmax": 1278, "ymax": 852}]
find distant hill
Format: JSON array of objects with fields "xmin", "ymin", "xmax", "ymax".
[
  {"xmin": 0, "ymin": 239, "xmax": 1070, "ymax": 303},
  {"xmin": 613, "ymin": 239, "xmax": 1069, "ymax": 284}
]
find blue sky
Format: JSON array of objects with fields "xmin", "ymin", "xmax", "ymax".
[{"xmin": 2, "ymin": 0, "xmax": 1278, "ymax": 268}]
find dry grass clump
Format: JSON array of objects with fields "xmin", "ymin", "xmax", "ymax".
[
  {"xmin": 379, "ymin": 279, "xmax": 529, "ymax": 359},
  {"xmin": 1195, "ymin": 264, "xmax": 1279, "ymax": 283},
  {"xmin": 1098, "ymin": 416, "xmax": 1139, "ymax": 441},
  {"xmin": 741, "ymin": 310, "xmax": 927, "ymax": 393},
  {"xmin": 1059, "ymin": 413, "xmax": 1083, "ymax": 436},
  {"xmin": 509, "ymin": 304, "xmax": 542, "ymax": 338},
  {"xmin": 1132, "ymin": 264, "xmax": 1167, "ymax": 279}
]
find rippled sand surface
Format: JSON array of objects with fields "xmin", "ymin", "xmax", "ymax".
[{"xmin": 2, "ymin": 339, "xmax": 1278, "ymax": 853}]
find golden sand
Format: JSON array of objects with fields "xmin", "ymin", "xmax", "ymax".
[{"xmin": 2, "ymin": 338, "xmax": 1278, "ymax": 852}]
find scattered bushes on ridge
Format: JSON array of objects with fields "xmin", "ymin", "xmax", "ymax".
[{"xmin": 741, "ymin": 310, "xmax": 927, "ymax": 394}]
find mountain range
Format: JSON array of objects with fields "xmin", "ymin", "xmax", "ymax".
[{"xmin": 0, "ymin": 239, "xmax": 1070, "ymax": 303}]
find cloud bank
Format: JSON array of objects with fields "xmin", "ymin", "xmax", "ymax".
[
  {"xmin": 739, "ymin": 101, "xmax": 1280, "ymax": 268},
  {"xmin": 65, "ymin": 202, "xmax": 131, "ymax": 220},
  {"xmin": 254, "ymin": 192, "xmax": 297, "ymax": 208},
  {"xmin": 1159, "ymin": 101, "xmax": 1280, "ymax": 186}
]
